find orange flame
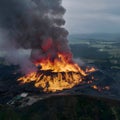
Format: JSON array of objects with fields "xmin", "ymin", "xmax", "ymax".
[
  {"xmin": 91, "ymin": 85, "xmax": 110, "ymax": 92},
  {"xmin": 18, "ymin": 53, "xmax": 96, "ymax": 92}
]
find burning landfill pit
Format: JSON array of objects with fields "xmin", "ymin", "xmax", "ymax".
[{"xmin": 18, "ymin": 53, "xmax": 96, "ymax": 92}]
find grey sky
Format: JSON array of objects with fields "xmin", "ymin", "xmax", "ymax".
[{"xmin": 62, "ymin": 0, "xmax": 120, "ymax": 34}]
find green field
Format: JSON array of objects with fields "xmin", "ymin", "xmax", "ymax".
[{"xmin": 0, "ymin": 95, "xmax": 120, "ymax": 120}]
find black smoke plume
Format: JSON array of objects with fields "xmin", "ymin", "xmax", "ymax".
[{"xmin": 0, "ymin": 0, "xmax": 71, "ymax": 73}]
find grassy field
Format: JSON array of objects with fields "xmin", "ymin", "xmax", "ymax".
[{"xmin": 0, "ymin": 95, "xmax": 120, "ymax": 120}]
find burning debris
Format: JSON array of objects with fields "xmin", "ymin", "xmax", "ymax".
[
  {"xmin": 18, "ymin": 53, "xmax": 96, "ymax": 92},
  {"xmin": 91, "ymin": 85, "xmax": 110, "ymax": 92}
]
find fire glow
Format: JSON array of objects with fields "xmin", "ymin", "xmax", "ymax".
[{"xmin": 18, "ymin": 53, "xmax": 96, "ymax": 92}]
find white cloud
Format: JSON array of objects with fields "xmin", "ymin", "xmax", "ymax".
[{"xmin": 62, "ymin": 0, "xmax": 120, "ymax": 33}]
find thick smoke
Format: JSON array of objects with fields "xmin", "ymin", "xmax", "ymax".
[{"xmin": 0, "ymin": 0, "xmax": 71, "ymax": 73}]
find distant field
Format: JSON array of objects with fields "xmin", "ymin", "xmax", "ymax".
[{"xmin": 69, "ymin": 36, "xmax": 120, "ymax": 67}]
